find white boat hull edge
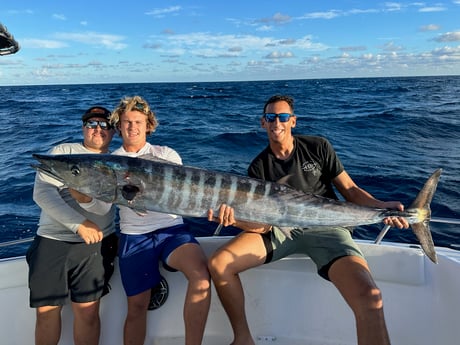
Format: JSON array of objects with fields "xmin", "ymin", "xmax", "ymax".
[{"xmin": 1, "ymin": 237, "xmax": 459, "ymax": 345}]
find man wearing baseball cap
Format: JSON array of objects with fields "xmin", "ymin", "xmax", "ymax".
[
  {"xmin": 82, "ymin": 106, "xmax": 112, "ymax": 123},
  {"xmin": 27, "ymin": 106, "xmax": 118, "ymax": 345}
]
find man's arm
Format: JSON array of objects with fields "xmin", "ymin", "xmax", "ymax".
[
  {"xmin": 33, "ymin": 172, "xmax": 86, "ymax": 232},
  {"xmin": 33, "ymin": 173, "xmax": 104, "ymax": 244},
  {"xmin": 332, "ymin": 170, "xmax": 409, "ymax": 228},
  {"xmin": 69, "ymin": 188, "xmax": 113, "ymax": 216}
]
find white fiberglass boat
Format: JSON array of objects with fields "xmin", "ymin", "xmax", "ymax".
[{"xmin": 1, "ymin": 236, "xmax": 459, "ymax": 345}]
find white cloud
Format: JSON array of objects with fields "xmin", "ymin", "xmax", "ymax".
[
  {"xmin": 33, "ymin": 68, "xmax": 53, "ymax": 77},
  {"xmin": 145, "ymin": 6, "xmax": 182, "ymax": 18},
  {"xmin": 433, "ymin": 31, "xmax": 460, "ymax": 42},
  {"xmin": 301, "ymin": 10, "xmax": 341, "ymax": 19},
  {"xmin": 256, "ymin": 12, "xmax": 291, "ymax": 24},
  {"xmin": 431, "ymin": 45, "xmax": 460, "ymax": 58},
  {"xmin": 256, "ymin": 25, "xmax": 273, "ymax": 32},
  {"xmin": 298, "ymin": 7, "xmax": 378, "ymax": 20},
  {"xmin": 381, "ymin": 41, "xmax": 404, "ymax": 52},
  {"xmin": 247, "ymin": 60, "xmax": 267, "ymax": 66},
  {"xmin": 156, "ymin": 32, "xmax": 272, "ymax": 52},
  {"xmin": 54, "ymin": 32, "xmax": 127, "ymax": 50},
  {"xmin": 340, "ymin": 46, "xmax": 367, "ymax": 52},
  {"xmin": 21, "ymin": 39, "xmax": 68, "ymax": 49},
  {"xmin": 419, "ymin": 6, "xmax": 446, "ymax": 12},
  {"xmin": 228, "ymin": 46, "xmax": 243, "ymax": 52},
  {"xmin": 419, "ymin": 24, "xmax": 440, "ymax": 32},
  {"xmin": 348, "ymin": 8, "xmax": 379, "ymax": 15},
  {"xmin": 362, "ymin": 53, "xmax": 373, "ymax": 60},
  {"xmin": 148, "ymin": 32, "xmax": 327, "ymax": 60},
  {"xmin": 265, "ymin": 51, "xmax": 294, "ymax": 59},
  {"xmin": 52, "ymin": 14, "xmax": 67, "ymax": 21},
  {"xmin": 279, "ymin": 39, "xmax": 296, "ymax": 45},
  {"xmin": 384, "ymin": 2, "xmax": 404, "ymax": 12}
]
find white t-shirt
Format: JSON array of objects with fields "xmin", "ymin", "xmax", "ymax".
[{"xmin": 112, "ymin": 142, "xmax": 184, "ymax": 235}]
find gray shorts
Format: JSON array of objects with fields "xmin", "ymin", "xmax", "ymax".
[
  {"xmin": 26, "ymin": 235, "xmax": 115, "ymax": 307},
  {"xmin": 262, "ymin": 226, "xmax": 365, "ymax": 280}
]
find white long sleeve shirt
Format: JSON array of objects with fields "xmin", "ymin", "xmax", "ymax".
[{"xmin": 33, "ymin": 143, "xmax": 116, "ymax": 242}]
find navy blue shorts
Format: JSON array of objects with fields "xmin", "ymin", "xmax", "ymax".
[{"xmin": 118, "ymin": 223, "xmax": 198, "ymax": 296}]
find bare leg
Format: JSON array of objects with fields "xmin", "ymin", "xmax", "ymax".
[
  {"xmin": 168, "ymin": 243, "xmax": 211, "ymax": 345},
  {"xmin": 328, "ymin": 255, "xmax": 391, "ymax": 345},
  {"xmin": 35, "ymin": 305, "xmax": 62, "ymax": 345},
  {"xmin": 72, "ymin": 300, "xmax": 101, "ymax": 345},
  {"xmin": 124, "ymin": 290, "xmax": 151, "ymax": 345},
  {"xmin": 208, "ymin": 232, "xmax": 267, "ymax": 345}
]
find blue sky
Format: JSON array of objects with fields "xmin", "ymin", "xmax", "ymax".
[{"xmin": 1, "ymin": 1, "xmax": 460, "ymax": 85}]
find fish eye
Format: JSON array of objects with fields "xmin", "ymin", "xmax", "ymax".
[{"xmin": 70, "ymin": 165, "xmax": 80, "ymax": 176}]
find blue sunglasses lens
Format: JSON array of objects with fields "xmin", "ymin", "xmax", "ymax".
[
  {"xmin": 84, "ymin": 120, "xmax": 112, "ymax": 130},
  {"xmin": 264, "ymin": 113, "xmax": 292, "ymax": 122}
]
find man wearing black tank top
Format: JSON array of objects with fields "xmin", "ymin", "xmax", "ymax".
[{"xmin": 208, "ymin": 94, "xmax": 409, "ymax": 345}]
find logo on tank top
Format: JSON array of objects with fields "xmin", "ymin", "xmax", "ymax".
[{"xmin": 302, "ymin": 161, "xmax": 320, "ymax": 175}]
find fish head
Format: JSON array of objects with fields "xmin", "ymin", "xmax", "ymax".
[{"xmin": 32, "ymin": 153, "xmax": 117, "ymax": 202}]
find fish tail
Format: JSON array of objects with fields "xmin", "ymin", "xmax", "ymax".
[{"xmin": 408, "ymin": 168, "xmax": 442, "ymax": 264}]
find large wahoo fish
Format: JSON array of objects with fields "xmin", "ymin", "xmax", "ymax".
[{"xmin": 32, "ymin": 153, "xmax": 441, "ymax": 263}]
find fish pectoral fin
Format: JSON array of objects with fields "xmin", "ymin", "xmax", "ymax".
[
  {"xmin": 125, "ymin": 198, "xmax": 148, "ymax": 216},
  {"xmin": 278, "ymin": 226, "xmax": 299, "ymax": 240},
  {"xmin": 289, "ymin": 227, "xmax": 305, "ymax": 238},
  {"xmin": 134, "ymin": 209, "xmax": 148, "ymax": 217}
]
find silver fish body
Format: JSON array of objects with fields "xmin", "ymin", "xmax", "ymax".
[{"xmin": 32, "ymin": 153, "xmax": 441, "ymax": 263}]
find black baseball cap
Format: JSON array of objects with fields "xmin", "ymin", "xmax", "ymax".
[{"xmin": 82, "ymin": 106, "xmax": 111, "ymax": 122}]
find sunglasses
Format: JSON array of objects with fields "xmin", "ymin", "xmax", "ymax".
[
  {"xmin": 133, "ymin": 102, "xmax": 146, "ymax": 112},
  {"xmin": 84, "ymin": 120, "xmax": 113, "ymax": 130},
  {"xmin": 263, "ymin": 113, "xmax": 293, "ymax": 123}
]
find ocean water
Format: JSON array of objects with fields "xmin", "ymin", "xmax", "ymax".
[{"xmin": 0, "ymin": 76, "xmax": 459, "ymax": 258}]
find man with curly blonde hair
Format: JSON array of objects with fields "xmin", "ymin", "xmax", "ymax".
[{"xmin": 110, "ymin": 96, "xmax": 211, "ymax": 345}]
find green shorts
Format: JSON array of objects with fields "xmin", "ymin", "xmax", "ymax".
[{"xmin": 262, "ymin": 226, "xmax": 365, "ymax": 280}]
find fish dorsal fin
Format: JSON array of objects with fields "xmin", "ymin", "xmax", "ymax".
[
  {"xmin": 276, "ymin": 174, "xmax": 297, "ymax": 186},
  {"xmin": 137, "ymin": 154, "xmax": 179, "ymax": 165},
  {"xmin": 137, "ymin": 154, "xmax": 168, "ymax": 163}
]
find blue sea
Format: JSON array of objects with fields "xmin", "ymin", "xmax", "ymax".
[{"xmin": 0, "ymin": 76, "xmax": 459, "ymax": 258}]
